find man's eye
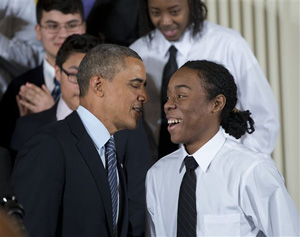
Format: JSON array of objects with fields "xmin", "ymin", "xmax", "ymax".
[
  {"xmin": 47, "ymin": 24, "xmax": 58, "ymax": 30},
  {"xmin": 170, "ymin": 9, "xmax": 180, "ymax": 15},
  {"xmin": 131, "ymin": 84, "xmax": 139, "ymax": 88},
  {"xmin": 150, "ymin": 10, "xmax": 159, "ymax": 17},
  {"xmin": 67, "ymin": 23, "xmax": 79, "ymax": 29}
]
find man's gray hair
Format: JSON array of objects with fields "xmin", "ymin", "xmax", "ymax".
[{"xmin": 77, "ymin": 43, "xmax": 142, "ymax": 96}]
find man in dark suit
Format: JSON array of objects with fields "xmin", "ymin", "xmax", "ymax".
[
  {"xmin": 11, "ymin": 43, "xmax": 149, "ymax": 236},
  {"xmin": 11, "ymin": 33, "xmax": 152, "ymax": 237},
  {"xmin": 0, "ymin": 0, "xmax": 86, "ymax": 151}
]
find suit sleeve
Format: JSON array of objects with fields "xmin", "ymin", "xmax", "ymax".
[{"xmin": 11, "ymin": 132, "xmax": 65, "ymax": 237}]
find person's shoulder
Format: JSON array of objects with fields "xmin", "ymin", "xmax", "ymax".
[
  {"xmin": 17, "ymin": 105, "xmax": 56, "ymax": 126},
  {"xmin": 10, "ymin": 64, "xmax": 43, "ymax": 87},
  {"xmin": 148, "ymin": 149, "xmax": 181, "ymax": 174},
  {"xmin": 201, "ymin": 21, "xmax": 245, "ymax": 43},
  {"xmin": 221, "ymin": 139, "xmax": 274, "ymax": 169},
  {"xmin": 130, "ymin": 35, "xmax": 150, "ymax": 51}
]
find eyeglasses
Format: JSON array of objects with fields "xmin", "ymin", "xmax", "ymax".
[
  {"xmin": 40, "ymin": 21, "xmax": 84, "ymax": 34},
  {"xmin": 61, "ymin": 67, "xmax": 78, "ymax": 84}
]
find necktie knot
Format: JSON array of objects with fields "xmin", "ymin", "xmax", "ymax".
[
  {"xmin": 105, "ymin": 137, "xmax": 116, "ymax": 154},
  {"xmin": 184, "ymin": 156, "xmax": 198, "ymax": 171},
  {"xmin": 169, "ymin": 45, "xmax": 177, "ymax": 57}
]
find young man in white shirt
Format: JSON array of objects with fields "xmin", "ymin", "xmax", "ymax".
[
  {"xmin": 145, "ymin": 60, "xmax": 299, "ymax": 236},
  {"xmin": 0, "ymin": 0, "xmax": 86, "ymax": 152},
  {"xmin": 130, "ymin": 0, "xmax": 279, "ymax": 158}
]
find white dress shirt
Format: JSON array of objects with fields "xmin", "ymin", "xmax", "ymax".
[
  {"xmin": 130, "ymin": 21, "xmax": 279, "ymax": 155},
  {"xmin": 146, "ymin": 129, "xmax": 299, "ymax": 236},
  {"xmin": 43, "ymin": 58, "xmax": 56, "ymax": 93},
  {"xmin": 0, "ymin": 0, "xmax": 44, "ymax": 96}
]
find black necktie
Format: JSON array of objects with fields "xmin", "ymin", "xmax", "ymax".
[
  {"xmin": 51, "ymin": 77, "xmax": 61, "ymax": 102},
  {"xmin": 158, "ymin": 45, "xmax": 179, "ymax": 158},
  {"xmin": 177, "ymin": 156, "xmax": 199, "ymax": 237}
]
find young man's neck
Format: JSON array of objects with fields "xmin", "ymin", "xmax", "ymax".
[{"xmin": 46, "ymin": 55, "xmax": 56, "ymax": 67}]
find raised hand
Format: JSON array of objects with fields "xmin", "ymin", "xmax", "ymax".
[{"xmin": 16, "ymin": 83, "xmax": 55, "ymax": 116}]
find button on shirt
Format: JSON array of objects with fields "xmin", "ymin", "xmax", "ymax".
[
  {"xmin": 145, "ymin": 129, "xmax": 299, "ymax": 236},
  {"xmin": 130, "ymin": 21, "xmax": 279, "ymax": 155}
]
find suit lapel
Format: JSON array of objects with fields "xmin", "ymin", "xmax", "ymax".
[
  {"xmin": 65, "ymin": 111, "xmax": 114, "ymax": 236},
  {"xmin": 117, "ymin": 160, "xmax": 129, "ymax": 237}
]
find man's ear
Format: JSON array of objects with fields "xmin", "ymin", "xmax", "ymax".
[
  {"xmin": 90, "ymin": 74, "xmax": 104, "ymax": 97},
  {"xmin": 212, "ymin": 94, "xmax": 226, "ymax": 113},
  {"xmin": 35, "ymin": 24, "xmax": 41, "ymax": 41},
  {"xmin": 54, "ymin": 65, "xmax": 61, "ymax": 83}
]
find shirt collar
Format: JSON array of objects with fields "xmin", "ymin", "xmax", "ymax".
[
  {"xmin": 56, "ymin": 97, "xmax": 73, "ymax": 121},
  {"xmin": 178, "ymin": 128, "xmax": 226, "ymax": 173},
  {"xmin": 43, "ymin": 58, "xmax": 55, "ymax": 92},
  {"xmin": 76, "ymin": 105, "xmax": 111, "ymax": 150},
  {"xmin": 153, "ymin": 27, "xmax": 194, "ymax": 60}
]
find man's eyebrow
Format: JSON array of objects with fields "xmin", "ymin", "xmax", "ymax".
[
  {"xmin": 44, "ymin": 19, "xmax": 80, "ymax": 24},
  {"xmin": 174, "ymin": 84, "xmax": 192, "ymax": 90}
]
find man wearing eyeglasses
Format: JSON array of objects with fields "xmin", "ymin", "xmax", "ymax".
[{"xmin": 0, "ymin": 0, "xmax": 86, "ymax": 155}]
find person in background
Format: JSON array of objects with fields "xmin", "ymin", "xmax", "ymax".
[
  {"xmin": 11, "ymin": 33, "xmax": 153, "ymax": 237},
  {"xmin": 0, "ymin": 0, "xmax": 44, "ymax": 99},
  {"xmin": 11, "ymin": 43, "xmax": 149, "ymax": 236},
  {"xmin": 86, "ymin": 0, "xmax": 140, "ymax": 46},
  {"xmin": 0, "ymin": 0, "xmax": 86, "ymax": 153},
  {"xmin": 130, "ymin": 0, "xmax": 279, "ymax": 159},
  {"xmin": 145, "ymin": 60, "xmax": 299, "ymax": 236}
]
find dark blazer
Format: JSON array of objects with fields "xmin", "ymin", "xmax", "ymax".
[
  {"xmin": 0, "ymin": 64, "xmax": 44, "ymax": 151},
  {"xmin": 0, "ymin": 146, "xmax": 13, "ymax": 198},
  {"xmin": 11, "ymin": 111, "xmax": 129, "ymax": 237},
  {"xmin": 11, "ymin": 107, "xmax": 153, "ymax": 237},
  {"xmin": 86, "ymin": 0, "xmax": 140, "ymax": 46}
]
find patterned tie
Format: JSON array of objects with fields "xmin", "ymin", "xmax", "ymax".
[
  {"xmin": 51, "ymin": 77, "xmax": 61, "ymax": 102},
  {"xmin": 177, "ymin": 156, "xmax": 199, "ymax": 237},
  {"xmin": 158, "ymin": 45, "xmax": 179, "ymax": 158},
  {"xmin": 105, "ymin": 137, "xmax": 118, "ymax": 234}
]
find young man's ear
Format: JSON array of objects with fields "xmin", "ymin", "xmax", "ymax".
[
  {"xmin": 90, "ymin": 74, "xmax": 104, "ymax": 97},
  {"xmin": 54, "ymin": 65, "xmax": 61, "ymax": 83},
  {"xmin": 212, "ymin": 94, "xmax": 226, "ymax": 113},
  {"xmin": 35, "ymin": 24, "xmax": 42, "ymax": 41}
]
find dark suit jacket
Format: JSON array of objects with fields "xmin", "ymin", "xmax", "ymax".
[
  {"xmin": 11, "ymin": 111, "xmax": 129, "ymax": 237},
  {"xmin": 0, "ymin": 63, "xmax": 44, "ymax": 151},
  {"xmin": 0, "ymin": 146, "xmax": 13, "ymax": 198},
  {"xmin": 86, "ymin": 0, "xmax": 140, "ymax": 46},
  {"xmin": 11, "ymin": 107, "xmax": 153, "ymax": 237}
]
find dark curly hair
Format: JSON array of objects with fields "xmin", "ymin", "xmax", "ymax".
[
  {"xmin": 181, "ymin": 60, "xmax": 255, "ymax": 139},
  {"xmin": 138, "ymin": 0, "xmax": 207, "ymax": 39}
]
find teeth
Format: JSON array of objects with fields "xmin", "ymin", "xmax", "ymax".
[{"xmin": 168, "ymin": 119, "xmax": 183, "ymax": 125}]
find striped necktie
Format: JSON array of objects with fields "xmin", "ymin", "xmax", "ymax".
[
  {"xmin": 105, "ymin": 137, "xmax": 118, "ymax": 234},
  {"xmin": 177, "ymin": 156, "xmax": 199, "ymax": 237},
  {"xmin": 51, "ymin": 77, "xmax": 61, "ymax": 102}
]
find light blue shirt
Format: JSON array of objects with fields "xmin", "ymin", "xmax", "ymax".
[
  {"xmin": 77, "ymin": 105, "xmax": 120, "ymax": 220},
  {"xmin": 146, "ymin": 129, "xmax": 299, "ymax": 236}
]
